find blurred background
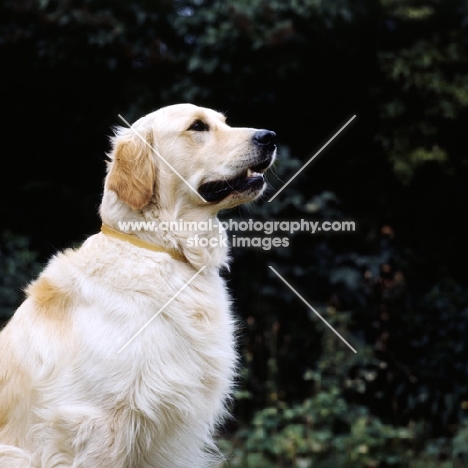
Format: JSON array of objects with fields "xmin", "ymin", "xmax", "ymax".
[{"xmin": 1, "ymin": 0, "xmax": 468, "ymax": 466}]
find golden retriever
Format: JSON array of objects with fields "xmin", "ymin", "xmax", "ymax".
[{"xmin": 0, "ymin": 104, "xmax": 276, "ymax": 467}]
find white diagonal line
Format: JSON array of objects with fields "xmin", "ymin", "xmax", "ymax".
[
  {"xmin": 268, "ymin": 266, "xmax": 357, "ymax": 353},
  {"xmin": 118, "ymin": 114, "xmax": 208, "ymax": 203},
  {"xmin": 268, "ymin": 115, "xmax": 356, "ymax": 202},
  {"xmin": 117, "ymin": 266, "xmax": 206, "ymax": 354}
]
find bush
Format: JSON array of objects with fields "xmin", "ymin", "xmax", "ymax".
[{"xmin": 0, "ymin": 231, "xmax": 41, "ymax": 322}]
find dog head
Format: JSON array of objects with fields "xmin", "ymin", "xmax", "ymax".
[{"xmin": 105, "ymin": 103, "xmax": 276, "ymax": 213}]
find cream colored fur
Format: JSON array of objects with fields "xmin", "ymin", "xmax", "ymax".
[{"xmin": 0, "ymin": 104, "xmax": 275, "ymax": 467}]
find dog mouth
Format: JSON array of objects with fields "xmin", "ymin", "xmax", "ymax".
[{"xmin": 198, "ymin": 159, "xmax": 272, "ymax": 203}]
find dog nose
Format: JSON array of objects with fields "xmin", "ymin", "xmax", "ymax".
[{"xmin": 253, "ymin": 130, "xmax": 276, "ymax": 149}]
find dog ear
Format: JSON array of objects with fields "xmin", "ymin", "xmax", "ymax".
[{"xmin": 106, "ymin": 126, "xmax": 156, "ymax": 210}]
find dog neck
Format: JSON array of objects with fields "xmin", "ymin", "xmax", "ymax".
[
  {"xmin": 100, "ymin": 224, "xmax": 188, "ymax": 263},
  {"xmin": 99, "ymin": 191, "xmax": 231, "ymax": 271}
]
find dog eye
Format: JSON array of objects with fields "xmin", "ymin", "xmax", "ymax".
[{"xmin": 188, "ymin": 119, "xmax": 209, "ymax": 132}]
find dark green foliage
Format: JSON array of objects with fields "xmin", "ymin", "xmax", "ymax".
[{"xmin": 0, "ymin": 232, "xmax": 41, "ymax": 321}]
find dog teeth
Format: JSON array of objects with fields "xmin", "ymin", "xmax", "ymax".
[{"xmin": 247, "ymin": 168, "xmax": 262, "ymax": 178}]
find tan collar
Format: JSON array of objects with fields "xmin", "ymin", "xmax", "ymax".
[{"xmin": 100, "ymin": 224, "xmax": 187, "ymax": 263}]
